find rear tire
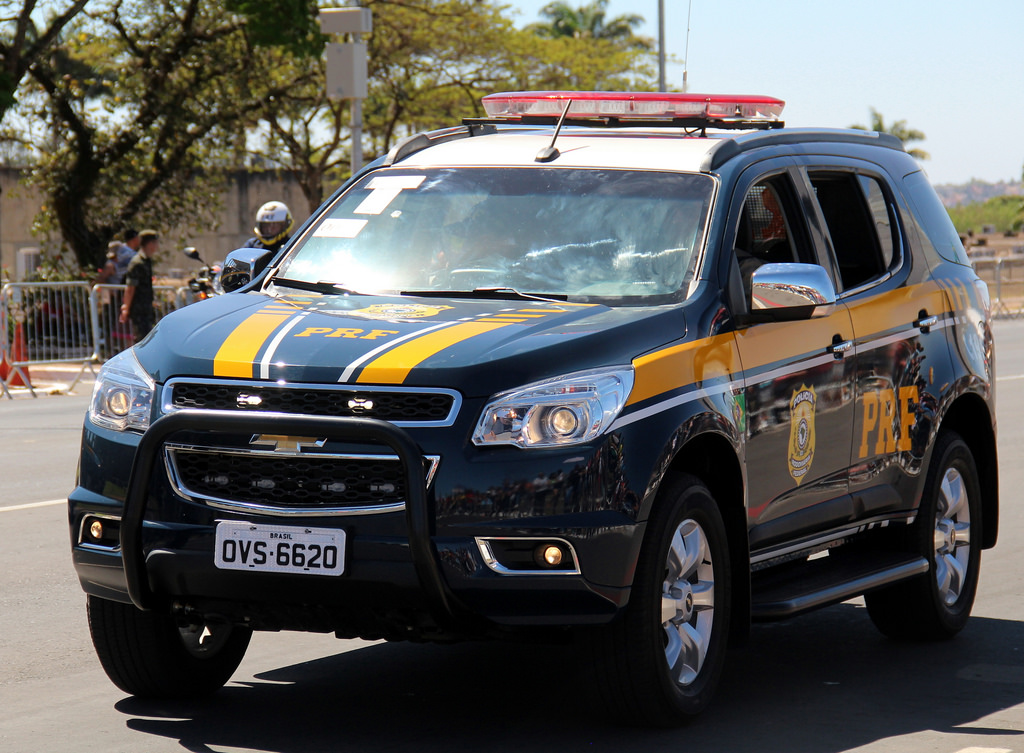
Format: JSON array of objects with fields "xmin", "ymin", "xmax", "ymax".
[
  {"xmin": 865, "ymin": 430, "xmax": 981, "ymax": 640},
  {"xmin": 585, "ymin": 473, "xmax": 731, "ymax": 726},
  {"xmin": 87, "ymin": 595, "xmax": 252, "ymax": 698}
]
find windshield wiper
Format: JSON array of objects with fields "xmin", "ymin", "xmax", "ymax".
[
  {"xmin": 270, "ymin": 276, "xmax": 363, "ymax": 296},
  {"xmin": 401, "ymin": 287, "xmax": 568, "ymax": 302}
]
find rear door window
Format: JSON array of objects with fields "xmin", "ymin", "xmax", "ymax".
[{"xmin": 807, "ymin": 172, "xmax": 902, "ymax": 292}]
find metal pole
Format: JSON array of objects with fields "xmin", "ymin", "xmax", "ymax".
[
  {"xmin": 683, "ymin": 0, "xmax": 692, "ymax": 92},
  {"xmin": 351, "ymin": 98, "xmax": 363, "ymax": 175},
  {"xmin": 657, "ymin": 0, "xmax": 666, "ymax": 91}
]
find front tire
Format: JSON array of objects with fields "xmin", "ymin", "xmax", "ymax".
[
  {"xmin": 586, "ymin": 473, "xmax": 731, "ymax": 726},
  {"xmin": 87, "ymin": 595, "xmax": 252, "ymax": 698},
  {"xmin": 865, "ymin": 430, "xmax": 982, "ymax": 639}
]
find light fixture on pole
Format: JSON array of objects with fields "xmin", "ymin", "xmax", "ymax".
[{"xmin": 319, "ymin": 6, "xmax": 372, "ymax": 174}]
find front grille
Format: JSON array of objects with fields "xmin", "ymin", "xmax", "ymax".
[
  {"xmin": 166, "ymin": 445, "xmax": 438, "ymax": 516},
  {"xmin": 165, "ymin": 380, "xmax": 457, "ymax": 424}
]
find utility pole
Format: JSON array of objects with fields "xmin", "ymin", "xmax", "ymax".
[
  {"xmin": 657, "ymin": 0, "xmax": 666, "ymax": 91},
  {"xmin": 683, "ymin": 0, "xmax": 692, "ymax": 92}
]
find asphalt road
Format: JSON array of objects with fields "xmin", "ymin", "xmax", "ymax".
[{"xmin": 2, "ymin": 321, "xmax": 1023, "ymax": 752}]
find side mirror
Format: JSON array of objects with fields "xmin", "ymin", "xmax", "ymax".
[
  {"xmin": 220, "ymin": 247, "xmax": 275, "ymax": 292},
  {"xmin": 745, "ymin": 263, "xmax": 836, "ymax": 322},
  {"xmin": 183, "ymin": 247, "xmax": 202, "ymax": 263}
]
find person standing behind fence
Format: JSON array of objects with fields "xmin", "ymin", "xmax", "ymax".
[
  {"xmin": 114, "ymin": 229, "xmax": 141, "ymax": 284},
  {"xmin": 119, "ymin": 230, "xmax": 158, "ymax": 343}
]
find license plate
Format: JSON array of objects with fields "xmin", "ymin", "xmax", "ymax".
[{"xmin": 214, "ymin": 521, "xmax": 345, "ymax": 576}]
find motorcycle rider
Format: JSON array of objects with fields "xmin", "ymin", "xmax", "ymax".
[{"xmin": 244, "ymin": 201, "xmax": 294, "ymax": 253}]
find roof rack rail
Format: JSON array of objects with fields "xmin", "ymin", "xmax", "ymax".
[{"xmin": 383, "ymin": 124, "xmax": 497, "ymax": 166}]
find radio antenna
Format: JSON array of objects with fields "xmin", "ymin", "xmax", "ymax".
[{"xmin": 535, "ymin": 98, "xmax": 573, "ymax": 163}]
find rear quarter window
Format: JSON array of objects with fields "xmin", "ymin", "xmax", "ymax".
[{"xmin": 902, "ymin": 171, "xmax": 971, "ymax": 266}]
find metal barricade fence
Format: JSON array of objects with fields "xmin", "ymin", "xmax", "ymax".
[
  {"xmin": 1, "ymin": 281, "xmax": 182, "ymax": 397},
  {"xmin": 1, "ymin": 281, "xmax": 94, "ymax": 397},
  {"xmin": 995, "ymin": 257, "xmax": 1024, "ymax": 318}
]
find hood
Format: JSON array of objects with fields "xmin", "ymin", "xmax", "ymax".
[{"xmin": 135, "ymin": 291, "xmax": 687, "ymax": 397}]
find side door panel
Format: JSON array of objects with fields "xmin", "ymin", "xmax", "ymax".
[{"xmin": 724, "ymin": 161, "xmax": 859, "ymax": 551}]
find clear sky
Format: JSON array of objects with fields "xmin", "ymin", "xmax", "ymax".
[{"xmin": 504, "ymin": 0, "xmax": 1024, "ymax": 186}]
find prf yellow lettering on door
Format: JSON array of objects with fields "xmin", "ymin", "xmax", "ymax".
[{"xmin": 858, "ymin": 386, "xmax": 918, "ymax": 457}]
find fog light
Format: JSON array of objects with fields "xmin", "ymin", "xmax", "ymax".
[
  {"xmin": 89, "ymin": 520, "xmax": 104, "ymax": 540},
  {"xmin": 538, "ymin": 544, "xmax": 564, "ymax": 567}
]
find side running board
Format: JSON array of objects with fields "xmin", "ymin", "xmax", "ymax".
[{"xmin": 751, "ymin": 550, "xmax": 929, "ymax": 621}]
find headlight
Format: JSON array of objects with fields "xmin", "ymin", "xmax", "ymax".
[
  {"xmin": 473, "ymin": 367, "xmax": 634, "ymax": 448},
  {"xmin": 89, "ymin": 349, "xmax": 156, "ymax": 432}
]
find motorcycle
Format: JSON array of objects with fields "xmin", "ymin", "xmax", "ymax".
[{"xmin": 184, "ymin": 247, "xmax": 222, "ymax": 301}]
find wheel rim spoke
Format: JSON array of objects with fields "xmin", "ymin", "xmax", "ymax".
[
  {"xmin": 666, "ymin": 621, "xmax": 705, "ymax": 686},
  {"xmin": 939, "ymin": 469, "xmax": 965, "ymax": 519},
  {"xmin": 667, "ymin": 522, "xmax": 704, "ymax": 583},
  {"xmin": 941, "ymin": 551, "xmax": 967, "ymax": 605},
  {"xmin": 692, "ymin": 580, "xmax": 715, "ymax": 610}
]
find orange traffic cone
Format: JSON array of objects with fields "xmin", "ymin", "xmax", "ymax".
[{"xmin": 0, "ymin": 323, "xmax": 30, "ymax": 387}]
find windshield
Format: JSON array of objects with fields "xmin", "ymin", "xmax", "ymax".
[{"xmin": 274, "ymin": 166, "xmax": 715, "ymax": 304}]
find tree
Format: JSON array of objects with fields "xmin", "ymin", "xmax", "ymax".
[
  {"xmin": 11, "ymin": 0, "xmax": 319, "ymax": 270},
  {"xmin": 224, "ymin": 0, "xmax": 324, "ymax": 57},
  {"xmin": 0, "ymin": 0, "xmax": 89, "ymax": 122},
  {"xmin": 526, "ymin": 0, "xmax": 650, "ymax": 50},
  {"xmin": 851, "ymin": 108, "xmax": 929, "ymax": 161},
  {"xmin": 248, "ymin": 0, "xmax": 657, "ymax": 213}
]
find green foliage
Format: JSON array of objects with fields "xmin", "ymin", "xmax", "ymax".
[
  {"xmin": 526, "ymin": 0, "xmax": 651, "ymax": 50},
  {"xmin": 0, "ymin": 0, "xmax": 91, "ymax": 122},
  {"xmin": 225, "ymin": 0, "xmax": 325, "ymax": 57},
  {"xmin": 11, "ymin": 0, "xmax": 314, "ymax": 269},
  {"xmin": 947, "ymin": 195, "xmax": 1024, "ymax": 234}
]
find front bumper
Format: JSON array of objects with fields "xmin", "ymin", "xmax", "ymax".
[{"xmin": 70, "ymin": 410, "xmax": 640, "ymax": 637}]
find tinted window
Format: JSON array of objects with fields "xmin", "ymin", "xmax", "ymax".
[
  {"xmin": 858, "ymin": 175, "xmax": 898, "ymax": 270},
  {"xmin": 902, "ymin": 171, "xmax": 971, "ymax": 266},
  {"xmin": 809, "ymin": 172, "xmax": 891, "ymax": 291},
  {"xmin": 732, "ymin": 175, "xmax": 810, "ymax": 301}
]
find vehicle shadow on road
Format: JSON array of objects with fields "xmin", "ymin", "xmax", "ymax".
[{"xmin": 116, "ymin": 604, "xmax": 1024, "ymax": 753}]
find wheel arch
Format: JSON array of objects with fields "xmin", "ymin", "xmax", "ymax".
[
  {"xmin": 937, "ymin": 392, "xmax": 998, "ymax": 549},
  {"xmin": 667, "ymin": 431, "xmax": 751, "ymax": 645}
]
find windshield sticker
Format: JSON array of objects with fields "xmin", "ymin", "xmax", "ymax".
[
  {"xmin": 354, "ymin": 175, "xmax": 426, "ymax": 215},
  {"xmin": 348, "ymin": 303, "xmax": 455, "ymax": 320},
  {"xmin": 313, "ymin": 218, "xmax": 368, "ymax": 239}
]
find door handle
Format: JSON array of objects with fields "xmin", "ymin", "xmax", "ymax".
[
  {"xmin": 915, "ymin": 314, "xmax": 938, "ymax": 332},
  {"xmin": 829, "ymin": 338, "xmax": 853, "ymax": 358}
]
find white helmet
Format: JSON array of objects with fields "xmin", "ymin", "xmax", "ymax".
[{"xmin": 254, "ymin": 201, "xmax": 293, "ymax": 246}]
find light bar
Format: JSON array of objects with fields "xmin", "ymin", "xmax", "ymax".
[{"xmin": 481, "ymin": 91, "xmax": 785, "ymax": 122}]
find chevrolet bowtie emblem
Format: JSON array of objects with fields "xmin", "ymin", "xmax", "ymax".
[
  {"xmin": 236, "ymin": 393, "xmax": 263, "ymax": 408},
  {"xmin": 347, "ymin": 397, "xmax": 375, "ymax": 411},
  {"xmin": 249, "ymin": 435, "xmax": 326, "ymax": 453}
]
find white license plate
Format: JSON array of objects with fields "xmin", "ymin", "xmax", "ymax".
[{"xmin": 214, "ymin": 521, "xmax": 345, "ymax": 576}]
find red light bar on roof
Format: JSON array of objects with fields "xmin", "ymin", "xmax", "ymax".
[{"xmin": 481, "ymin": 91, "xmax": 785, "ymax": 122}]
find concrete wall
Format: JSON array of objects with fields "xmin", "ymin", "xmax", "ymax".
[{"xmin": 0, "ymin": 167, "xmax": 314, "ymax": 282}]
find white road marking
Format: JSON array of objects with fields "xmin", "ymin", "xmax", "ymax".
[
  {"xmin": 0, "ymin": 499, "xmax": 65, "ymax": 513},
  {"xmin": 996, "ymin": 373, "xmax": 1024, "ymax": 382}
]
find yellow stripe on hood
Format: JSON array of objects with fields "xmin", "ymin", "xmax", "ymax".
[{"xmin": 214, "ymin": 308, "xmax": 294, "ymax": 378}]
